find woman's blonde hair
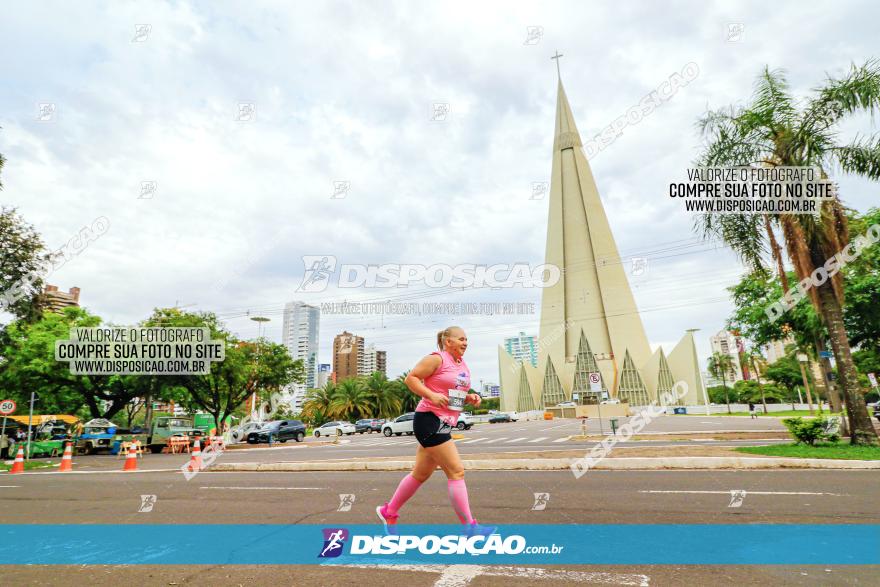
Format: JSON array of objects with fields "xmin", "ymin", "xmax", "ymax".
[{"xmin": 437, "ymin": 326, "xmax": 462, "ymax": 350}]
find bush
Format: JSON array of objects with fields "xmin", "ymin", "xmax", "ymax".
[{"xmin": 782, "ymin": 416, "xmax": 841, "ymax": 446}]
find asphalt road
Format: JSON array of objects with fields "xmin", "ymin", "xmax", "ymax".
[
  {"xmin": 1, "ymin": 468, "xmax": 877, "ymax": 585},
  {"xmin": 21, "ymin": 416, "xmax": 791, "ymax": 472}
]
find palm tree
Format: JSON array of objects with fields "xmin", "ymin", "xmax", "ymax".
[
  {"xmin": 744, "ymin": 349, "xmax": 769, "ymax": 414},
  {"xmin": 695, "ymin": 61, "xmax": 880, "ymax": 445},
  {"xmin": 328, "ymin": 378, "xmax": 372, "ymax": 421},
  {"xmin": 392, "ymin": 371, "xmax": 419, "ymax": 414},
  {"xmin": 363, "ymin": 372, "xmax": 401, "ymax": 419},
  {"xmin": 301, "ymin": 382, "xmax": 335, "ymax": 426},
  {"xmin": 708, "ymin": 352, "xmax": 735, "ymax": 413}
]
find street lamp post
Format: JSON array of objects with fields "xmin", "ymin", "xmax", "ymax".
[
  {"xmin": 249, "ymin": 316, "xmax": 271, "ymax": 425},
  {"xmin": 25, "ymin": 392, "xmax": 38, "ymax": 462}
]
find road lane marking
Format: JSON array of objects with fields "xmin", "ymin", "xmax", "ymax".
[
  {"xmin": 484, "ymin": 438, "xmax": 508, "ymax": 444},
  {"xmin": 528, "ymin": 437, "xmax": 548, "ymax": 443},
  {"xmin": 199, "ymin": 486, "xmax": 323, "ymax": 490},
  {"xmin": 460, "ymin": 438, "xmax": 485, "ymax": 444},
  {"xmin": 639, "ymin": 490, "xmax": 847, "ymax": 496},
  {"xmin": 0, "ymin": 485, "xmax": 20, "ymax": 488},
  {"xmin": 340, "ymin": 564, "xmax": 649, "ymax": 586},
  {"xmin": 506, "ymin": 437, "xmax": 529, "ymax": 443},
  {"xmin": 553, "ymin": 437, "xmax": 569, "ymax": 442}
]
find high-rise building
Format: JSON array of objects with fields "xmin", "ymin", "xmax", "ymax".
[
  {"xmin": 333, "ymin": 331, "xmax": 364, "ymax": 381},
  {"xmin": 360, "ymin": 344, "xmax": 387, "ymax": 377},
  {"xmin": 281, "ymin": 302, "xmax": 320, "ymax": 407},
  {"xmin": 709, "ymin": 330, "xmax": 745, "ymax": 382},
  {"xmin": 316, "ymin": 363, "xmax": 332, "ymax": 388},
  {"xmin": 480, "ymin": 382, "xmax": 501, "ymax": 398},
  {"xmin": 504, "ymin": 332, "xmax": 538, "ymax": 367},
  {"xmin": 498, "ymin": 69, "xmax": 704, "ymax": 410},
  {"xmin": 763, "ymin": 338, "xmax": 791, "ymax": 364},
  {"xmin": 42, "ymin": 285, "xmax": 81, "ymax": 313}
]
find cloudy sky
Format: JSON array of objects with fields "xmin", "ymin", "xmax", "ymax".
[{"xmin": 2, "ymin": 0, "xmax": 878, "ymax": 385}]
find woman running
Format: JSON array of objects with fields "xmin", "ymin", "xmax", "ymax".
[{"xmin": 376, "ymin": 326, "xmax": 489, "ymax": 530}]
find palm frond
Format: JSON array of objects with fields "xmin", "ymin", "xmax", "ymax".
[
  {"xmin": 831, "ymin": 133, "xmax": 880, "ymax": 179},
  {"xmin": 802, "ymin": 59, "xmax": 880, "ymax": 134}
]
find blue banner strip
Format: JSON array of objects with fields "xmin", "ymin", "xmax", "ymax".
[{"xmin": 0, "ymin": 524, "xmax": 877, "ymax": 565}]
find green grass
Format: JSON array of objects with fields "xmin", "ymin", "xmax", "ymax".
[
  {"xmin": 736, "ymin": 443, "xmax": 880, "ymax": 460},
  {"xmin": 0, "ymin": 460, "xmax": 56, "ymax": 472},
  {"xmin": 686, "ymin": 410, "xmax": 842, "ymax": 418}
]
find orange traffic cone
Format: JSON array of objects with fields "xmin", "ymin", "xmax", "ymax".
[
  {"xmin": 59, "ymin": 442, "xmax": 74, "ymax": 472},
  {"xmin": 9, "ymin": 447, "xmax": 25, "ymax": 474},
  {"xmin": 187, "ymin": 439, "xmax": 202, "ymax": 472},
  {"xmin": 122, "ymin": 443, "xmax": 138, "ymax": 471}
]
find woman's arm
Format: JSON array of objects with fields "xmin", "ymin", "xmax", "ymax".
[{"xmin": 404, "ymin": 354, "xmax": 447, "ymax": 408}]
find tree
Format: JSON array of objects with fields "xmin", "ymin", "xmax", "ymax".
[
  {"xmin": 391, "ymin": 371, "xmax": 419, "ymax": 413},
  {"xmin": 0, "ymin": 307, "xmax": 141, "ymax": 419},
  {"xmin": 301, "ymin": 383, "xmax": 336, "ymax": 426},
  {"xmin": 765, "ymin": 354, "xmax": 811, "ymax": 404},
  {"xmin": 842, "ymin": 207, "xmax": 880, "ymax": 348},
  {"xmin": 707, "ymin": 352, "xmax": 735, "ymax": 413},
  {"xmin": 153, "ymin": 308, "xmax": 304, "ymax": 433},
  {"xmin": 363, "ymin": 371, "xmax": 402, "ymax": 419},
  {"xmin": 743, "ymin": 350, "xmax": 769, "ymax": 413},
  {"xmin": 695, "ymin": 61, "xmax": 880, "ymax": 445},
  {"xmin": 329, "ymin": 378, "xmax": 373, "ymax": 421},
  {"xmin": 0, "ymin": 207, "xmax": 53, "ymax": 323}
]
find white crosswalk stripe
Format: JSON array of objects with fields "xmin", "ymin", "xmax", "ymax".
[
  {"xmin": 460, "ymin": 438, "xmax": 485, "ymax": 444},
  {"xmin": 484, "ymin": 437, "xmax": 508, "ymax": 444},
  {"xmin": 528, "ymin": 437, "xmax": 548, "ymax": 443},
  {"xmin": 553, "ymin": 437, "xmax": 570, "ymax": 443},
  {"xmin": 506, "ymin": 437, "xmax": 529, "ymax": 443}
]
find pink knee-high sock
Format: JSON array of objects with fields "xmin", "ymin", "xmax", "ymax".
[
  {"xmin": 387, "ymin": 474, "xmax": 423, "ymax": 515},
  {"xmin": 447, "ymin": 478, "xmax": 474, "ymax": 524}
]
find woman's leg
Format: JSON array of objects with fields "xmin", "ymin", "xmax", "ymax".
[
  {"xmin": 385, "ymin": 445, "xmax": 436, "ymax": 517},
  {"xmin": 425, "ymin": 440, "xmax": 473, "ymax": 523}
]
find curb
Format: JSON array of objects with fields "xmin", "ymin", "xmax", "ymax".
[{"xmin": 209, "ymin": 456, "xmax": 880, "ymax": 472}]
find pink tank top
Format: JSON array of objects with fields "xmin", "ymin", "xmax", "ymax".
[{"xmin": 415, "ymin": 350, "xmax": 471, "ymax": 426}]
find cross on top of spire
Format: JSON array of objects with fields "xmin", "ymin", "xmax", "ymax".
[{"xmin": 551, "ymin": 50, "xmax": 563, "ymax": 80}]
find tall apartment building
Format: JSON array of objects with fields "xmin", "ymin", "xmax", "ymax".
[
  {"xmin": 503, "ymin": 331, "xmax": 538, "ymax": 367},
  {"xmin": 42, "ymin": 285, "xmax": 81, "ymax": 313},
  {"xmin": 316, "ymin": 363, "xmax": 332, "ymax": 388},
  {"xmin": 709, "ymin": 330, "xmax": 745, "ymax": 383},
  {"xmin": 281, "ymin": 302, "xmax": 320, "ymax": 409},
  {"xmin": 763, "ymin": 338, "xmax": 792, "ymax": 364},
  {"xmin": 333, "ymin": 331, "xmax": 364, "ymax": 381},
  {"xmin": 361, "ymin": 344, "xmax": 387, "ymax": 377}
]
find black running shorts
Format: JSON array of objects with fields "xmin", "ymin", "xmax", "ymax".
[{"xmin": 413, "ymin": 411, "xmax": 453, "ymax": 448}]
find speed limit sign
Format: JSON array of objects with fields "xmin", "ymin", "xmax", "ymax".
[{"xmin": 0, "ymin": 399, "xmax": 16, "ymax": 415}]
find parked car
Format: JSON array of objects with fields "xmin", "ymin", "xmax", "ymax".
[
  {"xmin": 246, "ymin": 420, "xmax": 306, "ymax": 444},
  {"xmin": 314, "ymin": 421, "xmax": 357, "ymax": 437},
  {"xmin": 489, "ymin": 413, "xmax": 512, "ymax": 423},
  {"xmin": 382, "ymin": 413, "xmax": 415, "ymax": 436},
  {"xmin": 231, "ymin": 421, "xmax": 264, "ymax": 443},
  {"xmin": 368, "ymin": 418, "xmax": 386, "ymax": 432},
  {"xmin": 355, "ymin": 419, "xmax": 373, "ymax": 434},
  {"xmin": 455, "ymin": 412, "xmax": 474, "ymax": 431},
  {"xmin": 871, "ymin": 402, "xmax": 880, "ymax": 422}
]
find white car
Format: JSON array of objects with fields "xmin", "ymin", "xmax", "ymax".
[
  {"xmin": 230, "ymin": 421, "xmax": 264, "ymax": 443},
  {"xmin": 455, "ymin": 412, "xmax": 474, "ymax": 430},
  {"xmin": 382, "ymin": 413, "xmax": 415, "ymax": 436},
  {"xmin": 314, "ymin": 421, "xmax": 356, "ymax": 437}
]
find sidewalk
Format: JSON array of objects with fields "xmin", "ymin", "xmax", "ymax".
[{"xmin": 209, "ymin": 445, "xmax": 880, "ymax": 472}]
